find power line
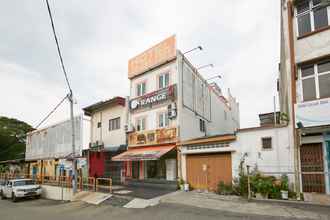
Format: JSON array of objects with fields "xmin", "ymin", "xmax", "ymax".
[
  {"xmin": 35, "ymin": 94, "xmax": 69, "ymax": 129},
  {"xmin": 45, "ymin": 0, "xmax": 72, "ymax": 94},
  {"xmin": 0, "ymin": 95, "xmax": 69, "ymax": 156}
]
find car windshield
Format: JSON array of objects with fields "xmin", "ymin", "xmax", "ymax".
[{"xmin": 13, "ymin": 180, "xmax": 35, "ymax": 186}]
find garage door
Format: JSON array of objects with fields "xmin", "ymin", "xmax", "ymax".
[{"xmin": 186, "ymin": 153, "xmax": 232, "ymax": 191}]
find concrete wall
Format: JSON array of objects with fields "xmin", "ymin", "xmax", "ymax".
[
  {"xmin": 129, "ymin": 61, "xmax": 177, "ymax": 99},
  {"xmin": 177, "ymin": 52, "xmax": 239, "ymax": 142},
  {"xmin": 130, "ymin": 104, "xmax": 177, "ymax": 131},
  {"xmin": 129, "ymin": 61, "xmax": 178, "ymax": 132},
  {"xmin": 41, "ymin": 185, "xmax": 73, "ymax": 201},
  {"xmin": 231, "ymin": 126, "xmax": 294, "ymax": 182},
  {"xmin": 90, "ymin": 104, "xmax": 127, "ymax": 148}
]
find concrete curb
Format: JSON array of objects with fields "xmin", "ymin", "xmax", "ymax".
[{"xmin": 251, "ymin": 198, "xmax": 330, "ymax": 208}]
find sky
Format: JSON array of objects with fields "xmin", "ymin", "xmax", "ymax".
[{"xmin": 0, "ymin": 0, "xmax": 280, "ymax": 129}]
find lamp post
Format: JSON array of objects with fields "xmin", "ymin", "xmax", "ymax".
[
  {"xmin": 197, "ymin": 64, "xmax": 214, "ymax": 70},
  {"xmin": 183, "ymin": 46, "xmax": 203, "ymax": 55},
  {"xmin": 206, "ymin": 75, "xmax": 222, "ymax": 81}
]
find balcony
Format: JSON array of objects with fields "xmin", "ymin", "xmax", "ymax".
[{"xmin": 128, "ymin": 127, "xmax": 177, "ymax": 147}]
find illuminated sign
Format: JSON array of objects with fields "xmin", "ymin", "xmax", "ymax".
[{"xmin": 130, "ymin": 84, "xmax": 176, "ymax": 111}]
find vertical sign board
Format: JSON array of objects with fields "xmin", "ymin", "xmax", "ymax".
[
  {"xmin": 295, "ymin": 97, "xmax": 330, "ymax": 128},
  {"xmin": 128, "ymin": 35, "xmax": 177, "ymax": 79}
]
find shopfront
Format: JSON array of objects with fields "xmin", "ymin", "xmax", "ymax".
[{"xmin": 112, "ymin": 144, "xmax": 177, "ymax": 182}]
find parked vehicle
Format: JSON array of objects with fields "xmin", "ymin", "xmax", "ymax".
[
  {"xmin": 0, "ymin": 180, "xmax": 5, "ymax": 192},
  {"xmin": 0, "ymin": 179, "xmax": 42, "ymax": 202}
]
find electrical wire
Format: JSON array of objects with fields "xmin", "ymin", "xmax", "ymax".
[
  {"xmin": 45, "ymin": 0, "xmax": 72, "ymax": 94},
  {"xmin": 0, "ymin": 95, "xmax": 68, "ymax": 155},
  {"xmin": 34, "ymin": 94, "xmax": 69, "ymax": 129}
]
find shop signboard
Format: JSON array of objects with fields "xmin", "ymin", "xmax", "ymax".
[
  {"xmin": 295, "ymin": 97, "xmax": 330, "ymax": 127},
  {"xmin": 128, "ymin": 127, "xmax": 177, "ymax": 146},
  {"xmin": 128, "ymin": 35, "xmax": 176, "ymax": 79},
  {"xmin": 130, "ymin": 84, "xmax": 176, "ymax": 111}
]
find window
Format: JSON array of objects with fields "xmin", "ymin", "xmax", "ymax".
[
  {"xmin": 97, "ymin": 122, "xmax": 102, "ymax": 128},
  {"xmin": 136, "ymin": 117, "xmax": 146, "ymax": 131},
  {"xmin": 136, "ymin": 82, "xmax": 146, "ymax": 97},
  {"xmin": 300, "ymin": 59, "xmax": 330, "ymax": 101},
  {"xmin": 199, "ymin": 119, "xmax": 206, "ymax": 132},
  {"xmin": 109, "ymin": 117, "xmax": 120, "ymax": 131},
  {"xmin": 158, "ymin": 73, "xmax": 169, "ymax": 89},
  {"xmin": 296, "ymin": 0, "xmax": 329, "ymax": 37},
  {"xmin": 261, "ymin": 137, "xmax": 272, "ymax": 150},
  {"xmin": 158, "ymin": 112, "xmax": 169, "ymax": 128}
]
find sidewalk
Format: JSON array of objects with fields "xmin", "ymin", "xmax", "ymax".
[{"xmin": 159, "ymin": 191, "xmax": 328, "ymax": 219}]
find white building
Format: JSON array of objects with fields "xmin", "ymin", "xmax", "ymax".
[
  {"xmin": 279, "ymin": 0, "xmax": 330, "ymax": 196},
  {"xmin": 25, "ymin": 115, "xmax": 90, "ymax": 178},
  {"xmin": 83, "ymin": 96, "xmax": 128, "ymax": 182},
  {"xmin": 231, "ymin": 125, "xmax": 294, "ymax": 181},
  {"xmin": 113, "ymin": 36, "xmax": 239, "ymax": 189}
]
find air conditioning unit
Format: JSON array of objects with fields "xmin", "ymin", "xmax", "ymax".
[
  {"xmin": 168, "ymin": 103, "xmax": 177, "ymax": 119},
  {"xmin": 125, "ymin": 123, "xmax": 135, "ymax": 133},
  {"xmin": 95, "ymin": 140, "xmax": 104, "ymax": 147}
]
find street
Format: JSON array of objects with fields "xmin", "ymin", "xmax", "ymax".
[{"xmin": 0, "ymin": 198, "xmax": 329, "ymax": 220}]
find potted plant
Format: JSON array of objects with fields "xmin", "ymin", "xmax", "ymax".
[
  {"xmin": 255, "ymin": 177, "xmax": 273, "ymax": 199},
  {"xmin": 178, "ymin": 178, "xmax": 185, "ymax": 191},
  {"xmin": 280, "ymin": 175, "xmax": 289, "ymax": 200}
]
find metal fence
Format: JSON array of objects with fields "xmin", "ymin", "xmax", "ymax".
[{"xmin": 0, "ymin": 173, "xmax": 112, "ymax": 193}]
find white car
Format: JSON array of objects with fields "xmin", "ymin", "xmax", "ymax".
[{"xmin": 0, "ymin": 179, "xmax": 42, "ymax": 202}]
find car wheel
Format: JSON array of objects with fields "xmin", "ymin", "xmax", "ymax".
[
  {"xmin": 0, "ymin": 191, "xmax": 5, "ymax": 200},
  {"xmin": 35, "ymin": 195, "xmax": 41, "ymax": 200},
  {"xmin": 12, "ymin": 192, "xmax": 17, "ymax": 203}
]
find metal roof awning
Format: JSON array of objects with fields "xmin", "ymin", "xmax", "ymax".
[{"xmin": 112, "ymin": 145, "xmax": 176, "ymax": 161}]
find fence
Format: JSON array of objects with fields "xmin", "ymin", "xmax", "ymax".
[
  {"xmin": 0, "ymin": 173, "xmax": 112, "ymax": 193},
  {"xmin": 244, "ymin": 166, "xmax": 330, "ymax": 200}
]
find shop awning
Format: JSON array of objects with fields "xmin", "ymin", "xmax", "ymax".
[{"xmin": 112, "ymin": 145, "xmax": 176, "ymax": 161}]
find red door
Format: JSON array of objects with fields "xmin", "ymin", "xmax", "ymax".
[{"xmin": 89, "ymin": 152, "xmax": 105, "ymax": 178}]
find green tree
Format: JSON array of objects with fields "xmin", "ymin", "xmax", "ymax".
[{"xmin": 0, "ymin": 116, "xmax": 34, "ymax": 161}]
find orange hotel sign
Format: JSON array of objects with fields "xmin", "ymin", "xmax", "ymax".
[{"xmin": 128, "ymin": 35, "xmax": 177, "ymax": 79}]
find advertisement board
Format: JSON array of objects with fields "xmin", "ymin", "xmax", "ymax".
[
  {"xmin": 295, "ymin": 97, "xmax": 330, "ymax": 127},
  {"xmin": 128, "ymin": 35, "xmax": 176, "ymax": 79}
]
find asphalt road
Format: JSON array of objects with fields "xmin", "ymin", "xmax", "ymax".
[{"xmin": 0, "ymin": 198, "xmax": 326, "ymax": 220}]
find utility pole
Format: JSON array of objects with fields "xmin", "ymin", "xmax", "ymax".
[
  {"xmin": 44, "ymin": 0, "xmax": 77, "ymax": 194},
  {"xmin": 69, "ymin": 92, "xmax": 77, "ymax": 194}
]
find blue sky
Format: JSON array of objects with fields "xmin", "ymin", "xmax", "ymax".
[{"xmin": 0, "ymin": 0, "xmax": 280, "ymax": 128}]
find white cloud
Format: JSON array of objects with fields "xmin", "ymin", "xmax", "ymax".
[{"xmin": 0, "ymin": 0, "xmax": 280, "ymax": 128}]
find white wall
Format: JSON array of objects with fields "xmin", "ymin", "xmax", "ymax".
[
  {"xmin": 41, "ymin": 185, "xmax": 73, "ymax": 201},
  {"xmin": 177, "ymin": 52, "xmax": 239, "ymax": 142},
  {"xmin": 231, "ymin": 126, "xmax": 294, "ymax": 182},
  {"xmin": 130, "ymin": 104, "xmax": 177, "ymax": 131},
  {"xmin": 130, "ymin": 61, "xmax": 177, "ymax": 99},
  {"xmin": 90, "ymin": 104, "xmax": 127, "ymax": 148},
  {"xmin": 26, "ymin": 115, "xmax": 90, "ymax": 160},
  {"xmin": 129, "ymin": 61, "xmax": 178, "ymax": 132}
]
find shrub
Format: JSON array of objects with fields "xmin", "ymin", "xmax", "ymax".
[
  {"xmin": 217, "ymin": 181, "xmax": 233, "ymax": 195},
  {"xmin": 280, "ymin": 174, "xmax": 289, "ymax": 191}
]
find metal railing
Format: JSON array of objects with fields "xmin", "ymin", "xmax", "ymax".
[{"xmin": 0, "ymin": 173, "xmax": 112, "ymax": 193}]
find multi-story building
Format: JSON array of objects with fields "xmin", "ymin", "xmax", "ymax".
[
  {"xmin": 113, "ymin": 36, "xmax": 239, "ymax": 189},
  {"xmin": 279, "ymin": 0, "xmax": 330, "ymax": 196},
  {"xmin": 83, "ymin": 96, "xmax": 128, "ymax": 183}
]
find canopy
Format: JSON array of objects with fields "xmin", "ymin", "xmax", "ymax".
[{"xmin": 112, "ymin": 145, "xmax": 176, "ymax": 161}]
